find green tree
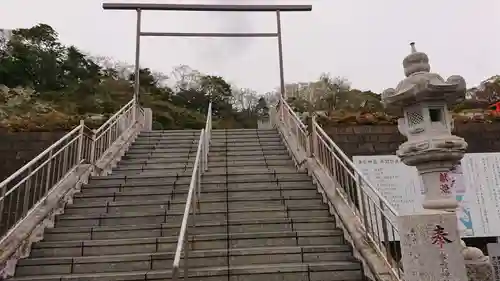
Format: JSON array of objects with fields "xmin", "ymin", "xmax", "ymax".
[{"xmin": 0, "ymin": 24, "xmax": 65, "ymax": 92}]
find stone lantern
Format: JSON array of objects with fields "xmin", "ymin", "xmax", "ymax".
[
  {"xmin": 382, "ymin": 42, "xmax": 467, "ymax": 211},
  {"xmin": 382, "ymin": 43, "xmax": 493, "ymax": 281}
]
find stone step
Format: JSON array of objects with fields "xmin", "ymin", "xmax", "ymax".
[
  {"xmin": 136, "ymin": 133, "xmax": 201, "ymax": 139},
  {"xmin": 207, "ymin": 160, "xmax": 294, "ymax": 168},
  {"xmin": 86, "ymin": 173, "xmax": 311, "ymax": 187},
  {"xmin": 126, "ymin": 147, "xmax": 199, "ymax": 154},
  {"xmin": 129, "ymin": 140, "xmax": 198, "ymax": 150},
  {"xmin": 43, "ymin": 217, "xmax": 338, "ymax": 241},
  {"xmin": 118, "ymin": 157, "xmax": 195, "ymax": 165},
  {"xmin": 55, "ymin": 205, "xmax": 330, "ymax": 227},
  {"xmin": 212, "ymin": 128, "xmax": 277, "ymax": 133},
  {"xmin": 80, "ymin": 181, "xmax": 317, "ymax": 195},
  {"xmin": 117, "ymin": 161, "xmax": 193, "ymax": 168},
  {"xmin": 134, "ymin": 137, "xmax": 199, "ymax": 142},
  {"xmin": 131, "ymin": 140, "xmax": 199, "ymax": 146},
  {"xmin": 212, "ymin": 138, "xmax": 282, "ymax": 144},
  {"xmin": 111, "ymin": 168, "xmax": 193, "ymax": 176},
  {"xmin": 120, "ymin": 153, "xmax": 196, "ymax": 160},
  {"xmin": 209, "ymin": 150, "xmax": 288, "ymax": 157},
  {"xmin": 136, "ymin": 132, "xmax": 200, "ymax": 136},
  {"xmin": 10, "ymin": 261, "xmax": 363, "ymax": 281},
  {"xmin": 16, "ymin": 245, "xmax": 355, "ymax": 277},
  {"xmin": 132, "ymin": 137, "xmax": 199, "ymax": 143},
  {"xmin": 114, "ymin": 162, "xmax": 192, "ymax": 171},
  {"xmin": 141, "ymin": 129, "xmax": 201, "ymax": 133},
  {"xmin": 129, "ymin": 144, "xmax": 199, "ymax": 151},
  {"xmin": 123, "ymin": 152, "xmax": 199, "ymax": 159},
  {"xmin": 118, "ymin": 157, "xmax": 195, "ymax": 164},
  {"xmin": 63, "ymin": 195, "xmax": 324, "ymax": 215},
  {"xmin": 209, "ymin": 145, "xmax": 286, "ymax": 151},
  {"xmin": 211, "ymin": 130, "xmax": 279, "ymax": 135},
  {"xmin": 73, "ymin": 186, "xmax": 320, "ymax": 204},
  {"xmin": 210, "ymin": 134, "xmax": 280, "ymax": 139},
  {"xmin": 30, "ymin": 230, "xmax": 345, "ymax": 258},
  {"xmin": 208, "ymin": 155, "xmax": 291, "ymax": 162},
  {"xmin": 210, "ymin": 140, "xmax": 282, "ymax": 146},
  {"xmin": 86, "ymin": 173, "xmax": 310, "ymax": 186},
  {"xmin": 112, "ymin": 166, "xmax": 298, "ymax": 175}
]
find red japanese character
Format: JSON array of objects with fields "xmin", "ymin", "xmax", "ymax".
[
  {"xmin": 431, "ymin": 225, "xmax": 452, "ymax": 248},
  {"xmin": 439, "ymin": 172, "xmax": 449, "ymax": 183}
]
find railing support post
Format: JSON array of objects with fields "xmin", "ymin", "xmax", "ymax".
[
  {"xmin": 311, "ymin": 115, "xmax": 318, "ymax": 157},
  {"xmin": 90, "ymin": 130, "xmax": 97, "ymax": 165},
  {"xmin": 44, "ymin": 150, "xmax": 53, "ymax": 198},
  {"xmin": 132, "ymin": 98, "xmax": 137, "ymax": 126},
  {"xmin": 76, "ymin": 120, "xmax": 85, "ymax": 163},
  {"xmin": 279, "ymin": 98, "xmax": 284, "ymax": 124}
]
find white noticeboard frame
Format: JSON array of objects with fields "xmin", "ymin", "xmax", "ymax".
[
  {"xmin": 487, "ymin": 243, "xmax": 500, "ymax": 281},
  {"xmin": 353, "ymin": 153, "xmax": 500, "ymax": 239}
]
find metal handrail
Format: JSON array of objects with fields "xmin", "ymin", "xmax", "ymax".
[
  {"xmin": 0, "ymin": 126, "xmax": 83, "ymax": 189},
  {"xmin": 171, "ymin": 103, "xmax": 212, "ymax": 280},
  {"xmin": 0, "ymin": 98, "xmax": 140, "ymax": 241},
  {"xmin": 94, "ymin": 99, "xmax": 135, "ymax": 135},
  {"xmin": 275, "ymin": 96, "xmax": 402, "ymax": 279},
  {"xmin": 171, "ymin": 129, "xmax": 204, "ymax": 281},
  {"xmin": 91, "ymin": 99, "xmax": 137, "ymax": 163},
  {"xmin": 313, "ymin": 122, "xmax": 398, "ymax": 216},
  {"xmin": 203, "ymin": 103, "xmax": 212, "ymax": 171}
]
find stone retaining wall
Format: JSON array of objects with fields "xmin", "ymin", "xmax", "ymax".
[
  {"xmin": 0, "ymin": 131, "xmax": 66, "ymax": 181},
  {"xmin": 1, "ymin": 123, "xmax": 499, "ymax": 182},
  {"xmin": 323, "ymin": 122, "xmax": 500, "ymax": 157}
]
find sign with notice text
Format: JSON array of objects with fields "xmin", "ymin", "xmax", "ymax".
[
  {"xmin": 487, "ymin": 242, "xmax": 500, "ymax": 281},
  {"xmin": 354, "ymin": 153, "xmax": 500, "ymax": 238}
]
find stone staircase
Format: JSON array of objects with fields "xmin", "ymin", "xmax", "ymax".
[{"xmin": 9, "ymin": 129, "xmax": 364, "ymax": 281}]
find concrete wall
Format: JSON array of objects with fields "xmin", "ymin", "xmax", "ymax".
[
  {"xmin": 0, "ymin": 131, "xmax": 66, "ymax": 181},
  {"xmin": 323, "ymin": 123, "xmax": 500, "ymax": 158},
  {"xmin": 1, "ymin": 122, "xmax": 499, "ymax": 182}
]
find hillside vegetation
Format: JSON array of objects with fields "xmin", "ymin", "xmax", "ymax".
[
  {"xmin": 1, "ymin": 24, "xmax": 499, "ymax": 131},
  {"xmin": 0, "ymin": 24, "xmax": 269, "ymax": 131}
]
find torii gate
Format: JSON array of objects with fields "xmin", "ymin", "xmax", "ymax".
[{"xmin": 102, "ymin": 2, "xmax": 312, "ymax": 109}]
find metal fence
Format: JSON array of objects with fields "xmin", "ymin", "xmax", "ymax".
[
  {"xmin": 0, "ymin": 98, "xmax": 141, "ymax": 240},
  {"xmin": 276, "ymin": 96, "xmax": 403, "ymax": 279},
  {"xmin": 172, "ymin": 103, "xmax": 212, "ymax": 280},
  {"xmin": 90, "ymin": 99, "xmax": 137, "ymax": 163}
]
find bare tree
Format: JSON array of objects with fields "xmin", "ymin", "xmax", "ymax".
[
  {"xmin": 472, "ymin": 76, "xmax": 500, "ymax": 104},
  {"xmin": 170, "ymin": 65, "xmax": 201, "ymax": 91},
  {"xmin": 317, "ymin": 73, "xmax": 351, "ymax": 112},
  {"xmin": 232, "ymin": 87, "xmax": 259, "ymax": 111},
  {"xmin": 263, "ymin": 91, "xmax": 280, "ymax": 106}
]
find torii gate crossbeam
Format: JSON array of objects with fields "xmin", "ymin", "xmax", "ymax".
[{"xmin": 102, "ymin": 2, "xmax": 312, "ymax": 107}]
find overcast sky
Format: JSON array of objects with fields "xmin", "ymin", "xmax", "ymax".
[{"xmin": 2, "ymin": 0, "xmax": 499, "ymax": 94}]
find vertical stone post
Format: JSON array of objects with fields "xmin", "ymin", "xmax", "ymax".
[
  {"xmin": 382, "ymin": 43, "xmax": 471, "ymax": 281},
  {"xmin": 142, "ymin": 108, "xmax": 153, "ymax": 131}
]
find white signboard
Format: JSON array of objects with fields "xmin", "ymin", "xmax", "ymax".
[
  {"xmin": 487, "ymin": 243, "xmax": 500, "ymax": 281},
  {"xmin": 354, "ymin": 153, "xmax": 500, "ymax": 238}
]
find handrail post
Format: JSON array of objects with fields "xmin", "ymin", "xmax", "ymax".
[
  {"xmin": 132, "ymin": 96, "xmax": 137, "ymax": 125},
  {"xmin": 201, "ymin": 134, "xmax": 206, "ymax": 173},
  {"xmin": 76, "ymin": 120, "xmax": 85, "ymax": 163},
  {"xmin": 22, "ymin": 167, "xmax": 33, "ymax": 215},
  {"xmin": 358, "ymin": 174, "xmax": 370, "ymax": 232},
  {"xmin": 90, "ymin": 130, "xmax": 97, "ymax": 165},
  {"xmin": 44, "ymin": 150, "xmax": 53, "ymax": 200},
  {"xmin": 279, "ymin": 98, "xmax": 284, "ymax": 123},
  {"xmin": 311, "ymin": 115, "xmax": 318, "ymax": 157},
  {"xmin": 197, "ymin": 163, "xmax": 201, "ymax": 212}
]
